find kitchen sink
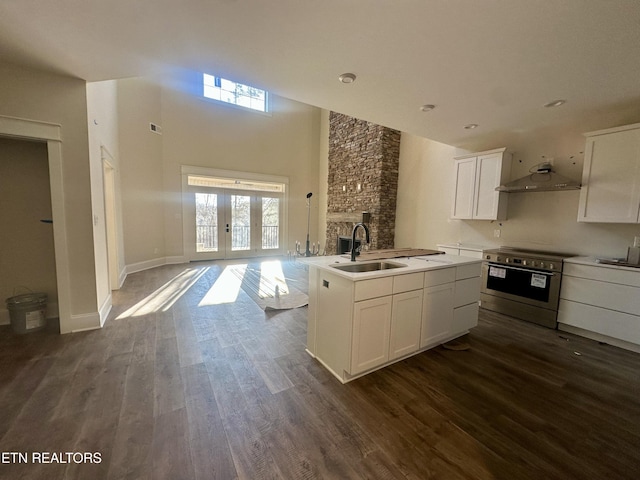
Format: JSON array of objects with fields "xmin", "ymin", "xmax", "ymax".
[{"xmin": 330, "ymin": 261, "xmax": 407, "ymax": 273}]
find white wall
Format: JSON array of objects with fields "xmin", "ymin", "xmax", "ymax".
[
  {"xmin": 396, "ymin": 131, "xmax": 640, "ymax": 258},
  {"xmin": 0, "ymin": 63, "xmax": 99, "ymax": 329},
  {"xmin": 395, "ymin": 135, "xmax": 461, "ymax": 249},
  {"xmin": 117, "ymin": 77, "xmax": 166, "ymax": 267},
  {"xmin": 116, "ymin": 71, "xmax": 321, "ymax": 266},
  {"xmin": 86, "ymin": 80, "xmax": 122, "ymax": 321}
]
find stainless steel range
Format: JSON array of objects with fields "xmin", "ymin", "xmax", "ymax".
[{"xmin": 480, "ymin": 247, "xmax": 573, "ymax": 328}]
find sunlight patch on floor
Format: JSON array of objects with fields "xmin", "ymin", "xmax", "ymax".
[
  {"xmin": 258, "ymin": 260, "xmax": 290, "ymax": 298},
  {"xmin": 116, "ymin": 267, "xmax": 209, "ymax": 319},
  {"xmin": 198, "ymin": 264, "xmax": 246, "ymax": 306}
]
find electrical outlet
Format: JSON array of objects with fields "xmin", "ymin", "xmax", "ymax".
[{"xmin": 494, "ymin": 229, "xmax": 501, "ymax": 238}]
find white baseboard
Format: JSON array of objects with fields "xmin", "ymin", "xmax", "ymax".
[
  {"xmin": 118, "ymin": 267, "xmax": 127, "ymax": 289},
  {"xmin": 166, "ymin": 255, "xmax": 187, "ymax": 265},
  {"xmin": 64, "ymin": 311, "xmax": 102, "ymax": 334},
  {"xmin": 98, "ymin": 294, "xmax": 112, "ymax": 327},
  {"xmin": 122, "ymin": 256, "xmax": 188, "ymax": 284},
  {"xmin": 125, "ymin": 257, "xmax": 168, "ymax": 275}
]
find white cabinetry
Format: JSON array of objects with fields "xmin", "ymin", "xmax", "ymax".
[
  {"xmin": 421, "ymin": 282, "xmax": 454, "ymax": 347},
  {"xmin": 453, "ymin": 264, "xmax": 481, "ymax": 332},
  {"xmin": 389, "ymin": 273, "xmax": 424, "ymax": 361},
  {"xmin": 310, "ymin": 260, "xmax": 481, "ymax": 383},
  {"xmin": 352, "ymin": 296, "xmax": 392, "ymax": 374},
  {"xmin": 452, "ymin": 148, "xmax": 511, "ymax": 221},
  {"xmin": 352, "ymin": 273, "xmax": 424, "ymax": 373},
  {"xmin": 421, "ymin": 268, "xmax": 455, "ymax": 347},
  {"xmin": 558, "ymin": 258, "xmax": 640, "ymax": 353},
  {"xmin": 578, "ymin": 123, "xmax": 640, "ymax": 223}
]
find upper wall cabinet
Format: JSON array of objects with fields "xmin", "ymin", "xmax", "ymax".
[
  {"xmin": 578, "ymin": 123, "xmax": 640, "ymax": 223},
  {"xmin": 451, "ymin": 148, "xmax": 511, "ymax": 221}
]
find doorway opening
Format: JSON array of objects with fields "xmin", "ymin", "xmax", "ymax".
[{"xmin": 0, "ymin": 115, "xmax": 71, "ymax": 333}]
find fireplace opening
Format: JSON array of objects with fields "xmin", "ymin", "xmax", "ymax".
[{"xmin": 337, "ymin": 236, "xmax": 362, "ymax": 255}]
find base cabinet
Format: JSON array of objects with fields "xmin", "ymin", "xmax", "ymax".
[
  {"xmin": 309, "ymin": 261, "xmax": 481, "ymax": 383},
  {"xmin": 558, "ymin": 259, "xmax": 640, "ymax": 352},
  {"xmin": 421, "ymin": 283, "xmax": 454, "ymax": 347},
  {"xmin": 390, "ymin": 290, "xmax": 424, "ymax": 360},
  {"xmin": 351, "ymin": 297, "xmax": 392, "ymax": 375}
]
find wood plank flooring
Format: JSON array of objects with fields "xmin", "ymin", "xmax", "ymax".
[{"xmin": 1, "ymin": 258, "xmax": 639, "ymax": 479}]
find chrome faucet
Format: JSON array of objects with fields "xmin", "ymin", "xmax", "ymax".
[{"xmin": 351, "ymin": 222, "xmax": 370, "ymax": 261}]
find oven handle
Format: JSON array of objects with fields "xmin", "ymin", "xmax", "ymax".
[{"xmin": 485, "ymin": 263, "xmax": 556, "ymax": 276}]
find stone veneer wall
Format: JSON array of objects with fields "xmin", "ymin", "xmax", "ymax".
[{"xmin": 325, "ymin": 112, "xmax": 401, "ymax": 255}]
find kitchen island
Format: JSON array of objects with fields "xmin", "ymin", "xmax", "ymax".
[{"xmin": 302, "ymin": 254, "xmax": 482, "ymax": 383}]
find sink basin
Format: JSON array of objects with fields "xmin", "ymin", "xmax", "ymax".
[{"xmin": 331, "ymin": 261, "xmax": 407, "ymax": 273}]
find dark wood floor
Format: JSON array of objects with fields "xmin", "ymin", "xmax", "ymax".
[{"xmin": 1, "ymin": 259, "xmax": 639, "ymax": 480}]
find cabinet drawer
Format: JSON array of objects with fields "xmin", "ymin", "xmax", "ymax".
[
  {"xmin": 560, "ymin": 276, "xmax": 640, "ymax": 315},
  {"xmin": 456, "ymin": 262, "xmax": 481, "ymax": 280},
  {"xmin": 564, "ymin": 262, "xmax": 640, "ymax": 287},
  {"xmin": 454, "ymin": 277, "xmax": 481, "ymax": 307},
  {"xmin": 558, "ymin": 299, "xmax": 640, "ymax": 345},
  {"xmin": 354, "ymin": 277, "xmax": 393, "ymax": 301},
  {"xmin": 393, "ymin": 272, "xmax": 424, "ymax": 294},
  {"xmin": 424, "ymin": 268, "xmax": 456, "ymax": 287},
  {"xmin": 453, "ymin": 302, "xmax": 479, "ymax": 332}
]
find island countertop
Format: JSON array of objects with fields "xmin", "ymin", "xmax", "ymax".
[{"xmin": 299, "ymin": 253, "xmax": 482, "ymax": 281}]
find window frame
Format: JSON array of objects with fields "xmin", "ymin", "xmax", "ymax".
[{"xmin": 202, "ymin": 73, "xmax": 270, "ymax": 114}]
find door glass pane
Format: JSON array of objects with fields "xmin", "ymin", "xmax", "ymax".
[
  {"xmin": 262, "ymin": 197, "xmax": 279, "ymax": 249},
  {"xmin": 231, "ymin": 195, "xmax": 251, "ymax": 251},
  {"xmin": 195, "ymin": 193, "xmax": 218, "ymax": 252}
]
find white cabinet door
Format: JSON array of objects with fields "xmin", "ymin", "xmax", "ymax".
[
  {"xmin": 578, "ymin": 125, "xmax": 640, "ymax": 223},
  {"xmin": 351, "ymin": 296, "xmax": 392, "ymax": 375},
  {"xmin": 389, "ymin": 290, "xmax": 423, "ymax": 361},
  {"xmin": 451, "ymin": 157, "xmax": 477, "ymax": 219},
  {"xmin": 421, "ymin": 282, "xmax": 454, "ymax": 348},
  {"xmin": 452, "ymin": 148, "xmax": 509, "ymax": 220},
  {"xmin": 474, "ymin": 153, "xmax": 506, "ymax": 220}
]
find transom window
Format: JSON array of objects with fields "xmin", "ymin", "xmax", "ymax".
[{"xmin": 203, "ymin": 73, "xmax": 268, "ymax": 113}]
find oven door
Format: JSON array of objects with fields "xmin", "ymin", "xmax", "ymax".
[{"xmin": 481, "ymin": 262, "xmax": 561, "ymax": 309}]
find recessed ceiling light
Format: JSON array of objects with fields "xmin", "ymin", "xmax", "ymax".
[
  {"xmin": 338, "ymin": 73, "xmax": 356, "ymax": 84},
  {"xmin": 420, "ymin": 104, "xmax": 436, "ymax": 112},
  {"xmin": 464, "ymin": 123, "xmax": 479, "ymax": 130},
  {"xmin": 544, "ymin": 99, "xmax": 566, "ymax": 108}
]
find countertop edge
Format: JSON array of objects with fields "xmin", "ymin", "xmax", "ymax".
[
  {"xmin": 299, "ymin": 254, "xmax": 482, "ymax": 280},
  {"xmin": 565, "ymin": 256, "xmax": 640, "ymax": 272}
]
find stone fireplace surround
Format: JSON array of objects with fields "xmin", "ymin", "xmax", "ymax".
[{"xmin": 325, "ymin": 112, "xmax": 401, "ymax": 255}]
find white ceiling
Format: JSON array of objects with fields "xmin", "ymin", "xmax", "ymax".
[{"xmin": 2, "ymin": 0, "xmax": 640, "ymax": 150}]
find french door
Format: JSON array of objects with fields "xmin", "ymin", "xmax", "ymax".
[{"xmin": 185, "ymin": 186, "xmax": 283, "ymax": 260}]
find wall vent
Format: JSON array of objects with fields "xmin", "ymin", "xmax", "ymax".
[{"xmin": 149, "ymin": 123, "xmax": 162, "ymax": 135}]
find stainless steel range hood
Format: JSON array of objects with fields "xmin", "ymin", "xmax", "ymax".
[{"xmin": 496, "ymin": 162, "xmax": 581, "ymax": 192}]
